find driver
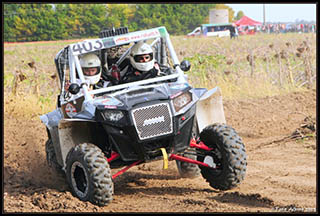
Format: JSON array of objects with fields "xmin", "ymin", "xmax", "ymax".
[
  {"xmin": 65, "ymin": 53, "xmax": 109, "ymax": 91},
  {"xmin": 120, "ymin": 41, "xmax": 161, "ymax": 84},
  {"xmin": 80, "ymin": 53, "xmax": 109, "ymax": 89}
]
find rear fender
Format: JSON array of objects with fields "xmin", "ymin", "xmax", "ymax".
[{"xmin": 195, "ymin": 87, "xmax": 226, "ymax": 132}]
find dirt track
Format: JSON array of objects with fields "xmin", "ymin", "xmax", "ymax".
[{"xmin": 3, "ymin": 90, "xmax": 317, "ymax": 213}]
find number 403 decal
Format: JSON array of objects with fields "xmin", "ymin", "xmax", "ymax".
[{"xmin": 72, "ymin": 40, "xmax": 104, "ymax": 54}]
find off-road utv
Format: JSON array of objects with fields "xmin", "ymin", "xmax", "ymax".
[{"xmin": 40, "ymin": 26, "xmax": 247, "ymax": 206}]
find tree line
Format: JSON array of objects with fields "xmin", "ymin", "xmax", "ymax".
[{"xmin": 4, "ymin": 3, "xmax": 241, "ymax": 42}]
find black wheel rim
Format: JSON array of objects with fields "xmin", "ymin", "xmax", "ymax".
[{"xmin": 71, "ymin": 161, "xmax": 89, "ymax": 198}]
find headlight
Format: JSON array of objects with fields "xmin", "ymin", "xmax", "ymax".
[
  {"xmin": 173, "ymin": 91, "xmax": 192, "ymax": 112},
  {"xmin": 103, "ymin": 110, "xmax": 124, "ymax": 121}
]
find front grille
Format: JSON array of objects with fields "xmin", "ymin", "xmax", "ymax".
[{"xmin": 131, "ymin": 103, "xmax": 173, "ymax": 140}]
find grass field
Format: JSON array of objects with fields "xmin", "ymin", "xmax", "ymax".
[{"xmin": 3, "ymin": 33, "xmax": 316, "ymax": 119}]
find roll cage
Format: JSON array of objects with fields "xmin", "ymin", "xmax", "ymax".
[{"xmin": 54, "ymin": 26, "xmax": 187, "ymax": 106}]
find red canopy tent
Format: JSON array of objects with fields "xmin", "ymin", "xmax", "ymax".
[
  {"xmin": 234, "ymin": 16, "xmax": 262, "ymax": 26},
  {"xmin": 234, "ymin": 16, "xmax": 262, "ymax": 35}
]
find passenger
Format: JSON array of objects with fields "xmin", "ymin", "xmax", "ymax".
[{"xmin": 119, "ymin": 41, "xmax": 163, "ymax": 84}]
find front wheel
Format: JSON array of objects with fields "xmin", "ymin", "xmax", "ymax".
[
  {"xmin": 66, "ymin": 143, "xmax": 113, "ymax": 206},
  {"xmin": 197, "ymin": 123, "xmax": 247, "ymax": 190}
]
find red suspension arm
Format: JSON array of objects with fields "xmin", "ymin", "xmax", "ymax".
[
  {"xmin": 169, "ymin": 154, "xmax": 216, "ymax": 168},
  {"xmin": 189, "ymin": 138, "xmax": 213, "ymax": 151},
  {"xmin": 108, "ymin": 138, "xmax": 214, "ymax": 180},
  {"xmin": 112, "ymin": 160, "xmax": 143, "ymax": 180},
  {"xmin": 107, "ymin": 151, "xmax": 120, "ymax": 163}
]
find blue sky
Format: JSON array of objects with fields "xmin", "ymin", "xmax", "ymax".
[{"xmin": 225, "ymin": 4, "xmax": 316, "ymax": 22}]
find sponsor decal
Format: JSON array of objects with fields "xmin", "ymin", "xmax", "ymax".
[
  {"xmin": 104, "ymin": 105, "xmax": 117, "ymax": 109},
  {"xmin": 158, "ymin": 27, "xmax": 168, "ymax": 37},
  {"xmin": 115, "ymin": 36, "xmax": 130, "ymax": 44},
  {"xmin": 71, "ymin": 28, "xmax": 162, "ymax": 54},
  {"xmin": 65, "ymin": 103, "xmax": 77, "ymax": 118},
  {"xmin": 96, "ymin": 97, "xmax": 123, "ymax": 106},
  {"xmin": 170, "ymin": 91, "xmax": 183, "ymax": 99},
  {"xmin": 169, "ymin": 83, "xmax": 189, "ymax": 90},
  {"xmin": 114, "ymin": 29, "xmax": 160, "ymax": 45},
  {"xmin": 143, "ymin": 116, "xmax": 165, "ymax": 126},
  {"xmin": 102, "ymin": 38, "xmax": 116, "ymax": 48}
]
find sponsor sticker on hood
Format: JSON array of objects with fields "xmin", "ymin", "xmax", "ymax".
[
  {"xmin": 168, "ymin": 83, "xmax": 189, "ymax": 90},
  {"xmin": 94, "ymin": 96, "xmax": 123, "ymax": 107}
]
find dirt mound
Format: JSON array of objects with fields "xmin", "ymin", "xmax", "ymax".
[
  {"xmin": 3, "ymin": 90, "xmax": 316, "ymax": 213},
  {"xmin": 290, "ymin": 116, "xmax": 316, "ymax": 139}
]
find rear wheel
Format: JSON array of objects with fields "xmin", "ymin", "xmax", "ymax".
[
  {"xmin": 66, "ymin": 143, "xmax": 113, "ymax": 206},
  {"xmin": 197, "ymin": 123, "xmax": 247, "ymax": 190},
  {"xmin": 176, "ymin": 118, "xmax": 201, "ymax": 178},
  {"xmin": 176, "ymin": 149, "xmax": 201, "ymax": 178},
  {"xmin": 45, "ymin": 139, "xmax": 64, "ymax": 175}
]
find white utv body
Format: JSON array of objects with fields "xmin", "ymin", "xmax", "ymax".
[{"xmin": 40, "ymin": 26, "xmax": 246, "ymax": 206}]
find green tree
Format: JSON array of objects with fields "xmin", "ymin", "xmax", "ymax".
[
  {"xmin": 80, "ymin": 4, "xmax": 108, "ymax": 37},
  {"xmin": 7, "ymin": 4, "xmax": 61, "ymax": 41},
  {"xmin": 235, "ymin": 10, "xmax": 245, "ymax": 20},
  {"xmin": 4, "ymin": 3, "xmax": 233, "ymax": 42},
  {"xmin": 54, "ymin": 4, "xmax": 74, "ymax": 39},
  {"xmin": 31, "ymin": 4, "xmax": 58, "ymax": 41},
  {"xmin": 105, "ymin": 4, "xmax": 136, "ymax": 30},
  {"xmin": 179, "ymin": 4, "xmax": 214, "ymax": 34},
  {"xmin": 132, "ymin": 4, "xmax": 215, "ymax": 35},
  {"xmin": 11, "ymin": 4, "xmax": 37, "ymax": 41},
  {"xmin": 56, "ymin": 4, "xmax": 86, "ymax": 38},
  {"xmin": 3, "ymin": 4, "xmax": 21, "ymax": 42}
]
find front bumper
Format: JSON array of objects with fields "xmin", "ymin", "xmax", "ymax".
[{"xmin": 102, "ymin": 102, "xmax": 196, "ymax": 161}]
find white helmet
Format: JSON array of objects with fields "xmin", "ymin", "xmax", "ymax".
[
  {"xmin": 80, "ymin": 53, "xmax": 101, "ymax": 85},
  {"xmin": 130, "ymin": 41, "xmax": 154, "ymax": 72}
]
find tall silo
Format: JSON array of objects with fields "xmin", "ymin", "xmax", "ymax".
[{"xmin": 209, "ymin": 9, "xmax": 229, "ymax": 24}]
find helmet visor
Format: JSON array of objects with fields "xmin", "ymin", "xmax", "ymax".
[
  {"xmin": 133, "ymin": 53, "xmax": 153, "ymax": 63},
  {"xmin": 83, "ymin": 67, "xmax": 100, "ymax": 76}
]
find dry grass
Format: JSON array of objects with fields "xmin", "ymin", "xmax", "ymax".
[
  {"xmin": 4, "ymin": 33, "xmax": 316, "ymax": 119},
  {"xmin": 4, "ymin": 41, "xmax": 68, "ymax": 119},
  {"xmin": 172, "ymin": 33, "xmax": 316, "ymax": 99},
  {"xmin": 4, "ymin": 93, "xmax": 56, "ymax": 120}
]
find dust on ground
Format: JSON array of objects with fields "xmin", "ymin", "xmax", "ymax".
[{"xmin": 3, "ymin": 89, "xmax": 317, "ymax": 213}]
